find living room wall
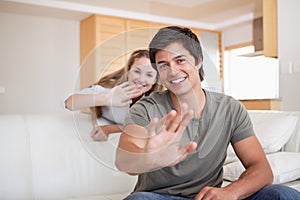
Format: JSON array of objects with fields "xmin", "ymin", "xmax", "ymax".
[
  {"xmin": 278, "ymin": 0, "xmax": 300, "ymax": 111},
  {"xmin": 0, "ymin": 12, "xmax": 80, "ymax": 114}
]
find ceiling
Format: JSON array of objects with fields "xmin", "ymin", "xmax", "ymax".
[{"xmin": 0, "ymin": 0, "xmax": 262, "ymax": 30}]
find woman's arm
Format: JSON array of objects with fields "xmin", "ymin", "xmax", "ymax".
[
  {"xmin": 64, "ymin": 82, "xmax": 142, "ymax": 111},
  {"xmin": 91, "ymin": 124, "xmax": 122, "ymax": 141},
  {"xmin": 65, "ymin": 93, "xmax": 110, "ymax": 111}
]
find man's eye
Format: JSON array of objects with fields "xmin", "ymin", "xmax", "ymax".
[
  {"xmin": 177, "ymin": 59, "xmax": 185, "ymax": 64},
  {"xmin": 158, "ymin": 64, "xmax": 168, "ymax": 69}
]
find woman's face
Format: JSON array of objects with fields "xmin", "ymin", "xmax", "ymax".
[{"xmin": 127, "ymin": 57, "xmax": 157, "ymax": 94}]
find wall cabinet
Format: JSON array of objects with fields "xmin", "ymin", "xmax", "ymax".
[
  {"xmin": 263, "ymin": 0, "xmax": 278, "ymax": 58},
  {"xmin": 80, "ymin": 14, "xmax": 222, "ymax": 90},
  {"xmin": 80, "ymin": 15, "xmax": 126, "ymax": 88},
  {"xmin": 80, "ymin": 15, "xmax": 167, "ymax": 89}
]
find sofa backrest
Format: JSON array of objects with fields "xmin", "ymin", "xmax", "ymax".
[
  {"xmin": 0, "ymin": 115, "xmax": 34, "ymax": 199},
  {"xmin": 0, "ymin": 113, "xmax": 137, "ymax": 199},
  {"xmin": 1, "ymin": 110, "xmax": 299, "ymax": 199}
]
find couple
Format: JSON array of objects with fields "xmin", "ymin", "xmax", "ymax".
[
  {"xmin": 65, "ymin": 49, "xmax": 161, "ymax": 140},
  {"xmin": 66, "ymin": 26, "xmax": 300, "ymax": 200}
]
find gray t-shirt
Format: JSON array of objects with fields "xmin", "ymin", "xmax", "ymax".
[{"xmin": 123, "ymin": 89, "xmax": 254, "ymax": 198}]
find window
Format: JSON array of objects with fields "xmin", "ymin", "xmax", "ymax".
[{"xmin": 223, "ymin": 45, "xmax": 279, "ymax": 100}]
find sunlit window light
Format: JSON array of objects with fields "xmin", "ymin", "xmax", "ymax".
[{"xmin": 223, "ymin": 45, "xmax": 279, "ymax": 100}]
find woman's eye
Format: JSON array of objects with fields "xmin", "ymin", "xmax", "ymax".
[
  {"xmin": 134, "ymin": 70, "xmax": 141, "ymax": 74},
  {"xmin": 146, "ymin": 73, "xmax": 154, "ymax": 78}
]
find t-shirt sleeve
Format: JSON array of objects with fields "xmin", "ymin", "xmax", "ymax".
[
  {"xmin": 230, "ymin": 101, "xmax": 255, "ymax": 144},
  {"xmin": 123, "ymin": 101, "xmax": 151, "ymax": 128}
]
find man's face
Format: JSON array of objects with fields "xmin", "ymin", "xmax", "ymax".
[{"xmin": 155, "ymin": 42, "xmax": 202, "ymax": 97}]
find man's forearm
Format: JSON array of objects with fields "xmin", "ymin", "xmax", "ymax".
[{"xmin": 224, "ymin": 163, "xmax": 273, "ymax": 199}]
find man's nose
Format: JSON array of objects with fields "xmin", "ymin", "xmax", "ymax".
[{"xmin": 169, "ymin": 62, "xmax": 180, "ymax": 73}]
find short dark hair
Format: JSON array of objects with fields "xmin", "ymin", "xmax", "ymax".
[{"xmin": 149, "ymin": 26, "xmax": 204, "ymax": 81}]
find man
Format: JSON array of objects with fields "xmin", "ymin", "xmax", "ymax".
[{"xmin": 115, "ymin": 26, "xmax": 300, "ymax": 200}]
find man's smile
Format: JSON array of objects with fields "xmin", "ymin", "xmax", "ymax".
[{"xmin": 170, "ymin": 77, "xmax": 187, "ymax": 84}]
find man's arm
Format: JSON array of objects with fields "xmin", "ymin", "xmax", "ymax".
[
  {"xmin": 195, "ymin": 136, "xmax": 273, "ymax": 200},
  {"xmin": 225, "ymin": 136, "xmax": 273, "ymax": 198},
  {"xmin": 115, "ymin": 106, "xmax": 197, "ymax": 174}
]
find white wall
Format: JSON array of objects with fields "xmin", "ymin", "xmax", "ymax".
[
  {"xmin": 0, "ymin": 12, "xmax": 80, "ymax": 114},
  {"xmin": 278, "ymin": 0, "xmax": 300, "ymax": 111}
]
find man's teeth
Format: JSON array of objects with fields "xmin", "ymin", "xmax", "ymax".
[
  {"xmin": 171, "ymin": 77, "xmax": 185, "ymax": 84},
  {"xmin": 136, "ymin": 84, "xmax": 145, "ymax": 88}
]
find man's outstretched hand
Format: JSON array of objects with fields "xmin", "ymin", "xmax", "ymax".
[{"xmin": 116, "ymin": 103, "xmax": 198, "ymax": 174}]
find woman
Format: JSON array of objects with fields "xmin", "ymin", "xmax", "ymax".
[{"xmin": 65, "ymin": 49, "xmax": 161, "ymax": 141}]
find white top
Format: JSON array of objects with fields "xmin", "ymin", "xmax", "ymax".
[{"xmin": 64, "ymin": 85, "xmax": 129, "ymax": 124}]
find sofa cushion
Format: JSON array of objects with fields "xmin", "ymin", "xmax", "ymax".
[
  {"xmin": 0, "ymin": 115, "xmax": 34, "ymax": 199},
  {"xmin": 27, "ymin": 113, "xmax": 137, "ymax": 199},
  {"xmin": 282, "ymin": 112, "xmax": 300, "ymax": 153},
  {"xmin": 226, "ymin": 112, "xmax": 298, "ymax": 164},
  {"xmin": 64, "ymin": 192, "xmax": 131, "ymax": 200},
  {"xmin": 223, "ymin": 152, "xmax": 300, "ymax": 184},
  {"xmin": 249, "ymin": 112, "xmax": 298, "ymax": 153}
]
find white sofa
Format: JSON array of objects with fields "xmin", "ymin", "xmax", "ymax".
[{"xmin": 1, "ymin": 110, "xmax": 300, "ymax": 199}]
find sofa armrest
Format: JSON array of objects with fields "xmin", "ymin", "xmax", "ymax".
[
  {"xmin": 283, "ymin": 112, "xmax": 300, "ymax": 153},
  {"xmin": 247, "ymin": 110, "xmax": 300, "ymax": 153}
]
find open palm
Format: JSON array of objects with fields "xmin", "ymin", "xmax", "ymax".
[
  {"xmin": 108, "ymin": 82, "xmax": 142, "ymax": 107},
  {"xmin": 144, "ymin": 104, "xmax": 197, "ymax": 169}
]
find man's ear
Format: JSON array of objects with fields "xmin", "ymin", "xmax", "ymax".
[{"xmin": 196, "ymin": 60, "xmax": 203, "ymax": 69}]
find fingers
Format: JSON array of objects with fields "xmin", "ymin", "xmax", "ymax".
[
  {"xmin": 91, "ymin": 126, "xmax": 108, "ymax": 141},
  {"xmin": 169, "ymin": 141, "xmax": 197, "ymax": 166},
  {"xmin": 151, "ymin": 103, "xmax": 193, "ymax": 140},
  {"xmin": 183, "ymin": 141, "xmax": 197, "ymax": 153},
  {"xmin": 91, "ymin": 126, "xmax": 99, "ymax": 136},
  {"xmin": 176, "ymin": 109, "xmax": 194, "ymax": 134},
  {"xmin": 148, "ymin": 118, "xmax": 159, "ymax": 137},
  {"xmin": 164, "ymin": 103, "xmax": 193, "ymax": 133},
  {"xmin": 130, "ymin": 90, "xmax": 143, "ymax": 99},
  {"xmin": 157, "ymin": 110, "xmax": 177, "ymax": 132},
  {"xmin": 115, "ymin": 82, "xmax": 142, "ymax": 103},
  {"xmin": 109, "ymin": 85, "xmax": 139, "ymax": 107},
  {"xmin": 194, "ymin": 186, "xmax": 214, "ymax": 200},
  {"xmin": 118, "ymin": 99, "xmax": 133, "ymax": 107},
  {"xmin": 120, "ymin": 82, "xmax": 141, "ymax": 93}
]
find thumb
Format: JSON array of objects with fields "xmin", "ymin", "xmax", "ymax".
[{"xmin": 185, "ymin": 141, "xmax": 197, "ymax": 153}]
